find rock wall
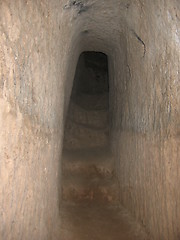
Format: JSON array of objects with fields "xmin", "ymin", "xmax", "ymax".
[
  {"xmin": 0, "ymin": 0, "xmax": 179, "ymax": 239},
  {"xmin": 110, "ymin": 2, "xmax": 180, "ymax": 239},
  {"xmin": 0, "ymin": 1, "xmax": 78, "ymax": 239}
]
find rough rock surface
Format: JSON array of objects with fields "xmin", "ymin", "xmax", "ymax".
[
  {"xmin": 0, "ymin": 0, "xmax": 179, "ymax": 239},
  {"xmin": 61, "ymin": 91, "xmax": 148, "ymax": 239}
]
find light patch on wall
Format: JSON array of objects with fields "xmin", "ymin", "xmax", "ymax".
[
  {"xmin": 1, "ymin": 3, "xmax": 21, "ymax": 42},
  {"xmin": 0, "ymin": 98, "xmax": 23, "ymax": 154},
  {"xmin": 174, "ymin": 29, "xmax": 180, "ymax": 46}
]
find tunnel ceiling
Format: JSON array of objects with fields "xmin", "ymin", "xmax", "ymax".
[
  {"xmin": 62, "ymin": 0, "xmax": 180, "ymax": 61},
  {"xmin": 62, "ymin": 0, "xmax": 130, "ymax": 54}
]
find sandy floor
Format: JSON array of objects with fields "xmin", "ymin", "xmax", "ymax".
[
  {"xmin": 60, "ymin": 204, "xmax": 148, "ymax": 240},
  {"xmin": 60, "ymin": 93, "xmax": 149, "ymax": 240}
]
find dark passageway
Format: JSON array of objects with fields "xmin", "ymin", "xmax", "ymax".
[
  {"xmin": 60, "ymin": 52, "xmax": 148, "ymax": 240},
  {"xmin": 1, "ymin": 2, "xmax": 179, "ymax": 240},
  {"xmin": 63, "ymin": 52, "xmax": 110, "ymax": 151}
]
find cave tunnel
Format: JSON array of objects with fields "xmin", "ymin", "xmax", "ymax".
[
  {"xmin": 63, "ymin": 51, "xmax": 110, "ymax": 146},
  {"xmin": 61, "ymin": 51, "xmax": 126, "ymax": 238},
  {"xmin": 0, "ymin": 1, "xmax": 179, "ymax": 240}
]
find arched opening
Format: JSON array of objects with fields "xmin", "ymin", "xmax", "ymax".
[
  {"xmin": 71, "ymin": 51, "xmax": 109, "ymax": 101},
  {"xmin": 63, "ymin": 51, "xmax": 110, "ymax": 151},
  {"xmin": 61, "ymin": 51, "xmax": 118, "ymax": 205},
  {"xmin": 60, "ymin": 51, "xmax": 148, "ymax": 239}
]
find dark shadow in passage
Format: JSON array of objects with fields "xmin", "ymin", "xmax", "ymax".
[{"xmin": 71, "ymin": 51, "xmax": 109, "ymax": 110}]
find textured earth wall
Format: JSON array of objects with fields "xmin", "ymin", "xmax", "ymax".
[
  {"xmin": 0, "ymin": 1, "xmax": 78, "ymax": 239},
  {"xmin": 0, "ymin": 0, "xmax": 179, "ymax": 239},
  {"xmin": 110, "ymin": 2, "xmax": 180, "ymax": 239}
]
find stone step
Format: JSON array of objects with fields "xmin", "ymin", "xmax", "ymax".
[
  {"xmin": 63, "ymin": 121, "xmax": 109, "ymax": 150},
  {"xmin": 65, "ymin": 118, "xmax": 108, "ymax": 133},
  {"xmin": 72, "ymin": 93, "xmax": 109, "ymax": 111},
  {"xmin": 67, "ymin": 101, "xmax": 108, "ymax": 129},
  {"xmin": 62, "ymin": 175, "xmax": 119, "ymax": 205},
  {"xmin": 62, "ymin": 148, "xmax": 114, "ymax": 178}
]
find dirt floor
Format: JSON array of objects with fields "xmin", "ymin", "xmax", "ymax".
[
  {"xmin": 60, "ymin": 204, "xmax": 148, "ymax": 240},
  {"xmin": 60, "ymin": 93, "xmax": 149, "ymax": 240}
]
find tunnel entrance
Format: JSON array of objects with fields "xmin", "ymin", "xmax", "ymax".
[
  {"xmin": 71, "ymin": 51, "xmax": 109, "ymax": 110},
  {"xmin": 63, "ymin": 51, "xmax": 110, "ymax": 151},
  {"xmin": 60, "ymin": 52, "xmax": 148, "ymax": 239},
  {"xmin": 61, "ymin": 51, "xmax": 119, "ymax": 205}
]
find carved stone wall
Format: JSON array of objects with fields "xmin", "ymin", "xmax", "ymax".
[{"xmin": 0, "ymin": 1, "xmax": 179, "ymax": 239}]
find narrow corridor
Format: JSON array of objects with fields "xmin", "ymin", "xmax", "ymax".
[
  {"xmin": 1, "ymin": 2, "xmax": 179, "ymax": 239},
  {"xmin": 60, "ymin": 52, "xmax": 148, "ymax": 240}
]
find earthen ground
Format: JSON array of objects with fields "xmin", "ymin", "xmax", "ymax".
[{"xmin": 60, "ymin": 92, "xmax": 148, "ymax": 240}]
